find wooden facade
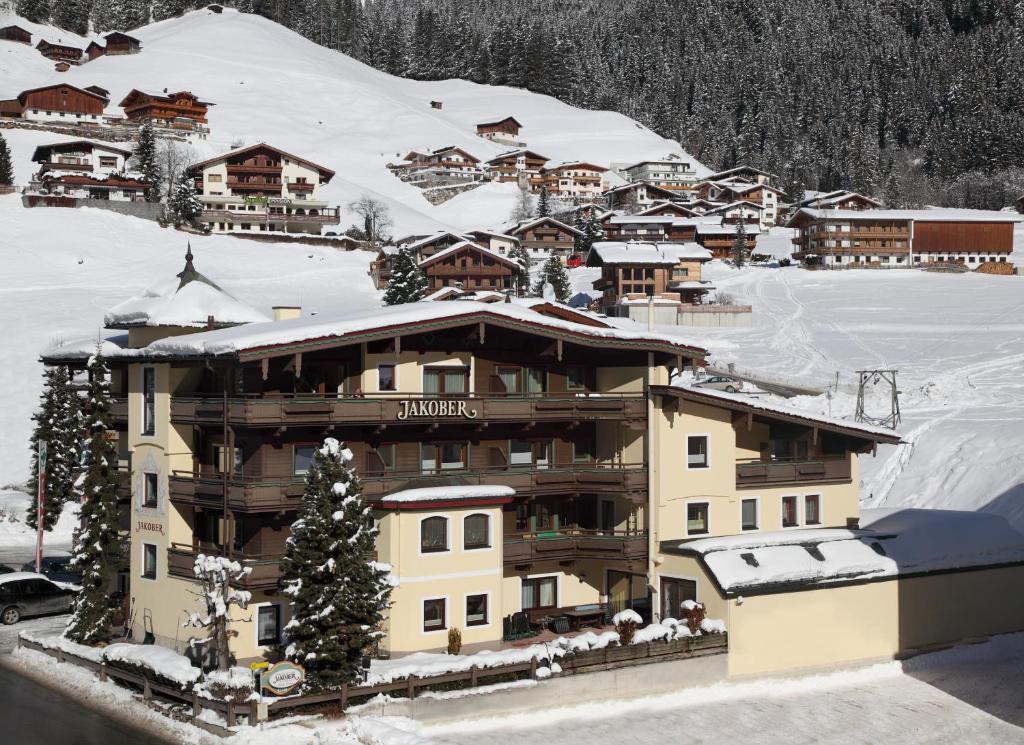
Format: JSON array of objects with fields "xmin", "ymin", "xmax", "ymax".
[
  {"xmin": 508, "ymin": 217, "xmax": 582, "ymax": 255},
  {"xmin": 120, "ymin": 89, "xmax": 213, "ymax": 126},
  {"xmin": 36, "ymin": 39, "xmax": 82, "ymax": 63},
  {"xmin": 476, "ymin": 117, "xmax": 522, "ymax": 139},
  {"xmin": 419, "ymin": 242, "xmax": 517, "ymax": 293},
  {"xmin": 912, "ymin": 220, "xmax": 1014, "ymax": 255},
  {"xmin": 539, "ymin": 162, "xmax": 607, "ymax": 199},
  {"xmin": 86, "ymin": 41, "xmax": 105, "ymax": 60},
  {"xmin": 1, "ymin": 25, "xmax": 31, "ymax": 44},
  {"xmin": 485, "ymin": 149, "xmax": 548, "ymax": 185},
  {"xmin": 17, "ymin": 84, "xmax": 107, "ymax": 116},
  {"xmin": 104, "ymin": 32, "xmax": 142, "ymax": 55}
]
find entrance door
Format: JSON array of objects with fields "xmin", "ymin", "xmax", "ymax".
[
  {"xmin": 607, "ymin": 570, "xmax": 649, "ymax": 620},
  {"xmin": 660, "ymin": 577, "xmax": 697, "ymax": 620}
]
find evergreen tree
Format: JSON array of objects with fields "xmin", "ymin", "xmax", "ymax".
[
  {"xmin": 531, "ymin": 254, "xmax": 571, "ymax": 303},
  {"xmin": 730, "ymin": 221, "xmax": 748, "ymax": 267},
  {"xmin": 536, "ymin": 186, "xmax": 551, "ymax": 218},
  {"xmin": 64, "ymin": 350, "xmax": 124, "ymax": 646},
  {"xmin": 0, "ymin": 132, "xmax": 13, "ymax": 187},
  {"xmin": 280, "ymin": 438, "xmax": 393, "ymax": 690},
  {"xmin": 166, "ymin": 179, "xmax": 203, "ymax": 226},
  {"xmin": 573, "ymin": 210, "xmax": 604, "ymax": 256},
  {"xmin": 26, "ymin": 366, "xmax": 82, "ymax": 532},
  {"xmin": 52, "ymin": 0, "xmax": 93, "ymax": 34},
  {"xmin": 508, "ymin": 243, "xmax": 531, "ymax": 296},
  {"xmin": 132, "ymin": 121, "xmax": 162, "ymax": 203},
  {"xmin": 508, "ymin": 186, "xmax": 533, "ymax": 224},
  {"xmin": 16, "ymin": 0, "xmax": 51, "ymax": 24},
  {"xmin": 382, "ymin": 247, "xmax": 428, "ymax": 305}
]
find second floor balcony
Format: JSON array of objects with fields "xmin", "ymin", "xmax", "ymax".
[
  {"xmin": 504, "ymin": 529, "xmax": 647, "ymax": 566},
  {"xmin": 736, "ymin": 454, "xmax": 852, "ymax": 488},
  {"xmin": 167, "ymin": 542, "xmax": 282, "ymax": 590}
]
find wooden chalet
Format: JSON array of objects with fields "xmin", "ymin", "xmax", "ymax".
[
  {"xmin": 119, "ymin": 89, "xmax": 213, "ymax": 128},
  {"xmin": 705, "ymin": 165, "xmax": 774, "ymax": 185},
  {"xmin": 636, "ymin": 201, "xmax": 700, "ymax": 218},
  {"xmin": 539, "ymin": 162, "xmax": 607, "ymax": 200},
  {"xmin": 104, "ymin": 31, "xmax": 142, "ymax": 55},
  {"xmin": 704, "ymin": 200, "xmax": 764, "ymax": 227},
  {"xmin": 27, "ymin": 140, "xmax": 152, "ymax": 203},
  {"xmin": 7, "ymin": 84, "xmax": 108, "ymax": 123},
  {"xmin": 1, "ymin": 25, "xmax": 32, "ymax": 44},
  {"xmin": 400, "ymin": 231, "xmax": 471, "ymax": 261},
  {"xmin": 507, "ymin": 216, "xmax": 583, "ymax": 257},
  {"xmin": 476, "ymin": 116, "xmax": 523, "ymax": 142},
  {"xmin": 694, "ymin": 222, "xmax": 759, "ymax": 258},
  {"xmin": 603, "ymin": 181, "xmax": 684, "ymax": 210},
  {"xmin": 390, "ymin": 146, "xmax": 484, "ymax": 186},
  {"xmin": 484, "ymin": 149, "xmax": 549, "ymax": 187},
  {"xmin": 796, "ymin": 190, "xmax": 882, "ymax": 211},
  {"xmin": 86, "ymin": 41, "xmax": 106, "ymax": 60},
  {"xmin": 418, "ymin": 241, "xmax": 519, "ymax": 293},
  {"xmin": 36, "ymin": 39, "xmax": 83, "ymax": 64},
  {"xmin": 601, "ymin": 215, "xmax": 700, "ymax": 243}
]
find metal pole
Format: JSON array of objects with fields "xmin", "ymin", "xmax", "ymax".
[{"xmin": 35, "ymin": 440, "xmax": 47, "ymax": 573}]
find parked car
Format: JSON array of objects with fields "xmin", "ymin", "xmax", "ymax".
[
  {"xmin": 0, "ymin": 573, "xmax": 77, "ymax": 624},
  {"xmin": 692, "ymin": 375, "xmax": 741, "ymax": 393},
  {"xmin": 0, "ymin": 565, "xmax": 16, "ymax": 575},
  {"xmin": 21, "ymin": 555, "xmax": 82, "ymax": 585}
]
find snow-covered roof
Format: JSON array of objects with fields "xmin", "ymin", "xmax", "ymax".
[
  {"xmin": 705, "ymin": 200, "xmax": 765, "ymax": 213},
  {"xmin": 42, "ymin": 334, "xmax": 130, "ymax": 362},
  {"xmin": 417, "ymin": 240, "xmax": 518, "ymax": 269},
  {"xmin": 695, "ymin": 223, "xmax": 755, "ymax": 235},
  {"xmin": 606, "ymin": 215, "xmax": 674, "ymax": 225},
  {"xmin": 400, "ymin": 231, "xmax": 466, "ymax": 251},
  {"xmin": 103, "ymin": 247, "xmax": 270, "ymax": 329},
  {"xmin": 791, "ymin": 207, "xmax": 1022, "ymax": 224},
  {"xmin": 672, "ymin": 508, "xmax": 1024, "ymax": 595},
  {"xmin": 588, "ymin": 241, "xmax": 712, "ymax": 265},
  {"xmin": 127, "ymin": 300, "xmax": 708, "ymax": 360},
  {"xmin": 377, "ymin": 485, "xmax": 515, "ymax": 505},
  {"xmin": 508, "ymin": 216, "xmax": 583, "ymax": 237}
]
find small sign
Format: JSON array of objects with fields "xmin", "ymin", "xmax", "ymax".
[
  {"xmin": 397, "ymin": 399, "xmax": 479, "ymax": 420},
  {"xmin": 263, "ymin": 661, "xmax": 305, "ymax": 695},
  {"xmin": 244, "ymin": 195, "xmax": 267, "ymax": 205},
  {"xmin": 38, "ymin": 441, "xmax": 48, "ymax": 467}
]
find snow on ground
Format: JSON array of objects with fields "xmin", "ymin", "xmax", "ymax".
[
  {"xmin": 0, "ymin": 489, "xmax": 76, "ymax": 564},
  {"xmin": 0, "ymin": 7, "xmax": 699, "ymax": 237}
]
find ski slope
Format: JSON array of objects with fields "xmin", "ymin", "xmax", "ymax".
[{"xmin": 0, "ymin": 6, "xmax": 706, "ymax": 235}]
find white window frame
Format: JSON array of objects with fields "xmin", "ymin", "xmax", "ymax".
[
  {"xmin": 418, "ymin": 513, "xmax": 452, "ymax": 556},
  {"xmin": 421, "ymin": 595, "xmax": 449, "ymax": 635},
  {"xmin": 740, "ymin": 496, "xmax": 760, "ymax": 532},
  {"xmin": 253, "ymin": 601, "xmax": 283, "ymax": 649},
  {"xmin": 462, "ymin": 512, "xmax": 494, "ymax": 553},
  {"xmin": 685, "ymin": 499, "xmax": 711, "ymax": 537},
  {"xmin": 520, "ymin": 572, "xmax": 560, "ymax": 612},
  {"xmin": 141, "ymin": 471, "xmax": 160, "ymax": 510},
  {"xmin": 685, "ymin": 433, "xmax": 711, "ymax": 470},
  {"xmin": 463, "ymin": 590, "xmax": 492, "ymax": 629},
  {"xmin": 804, "ymin": 493, "xmax": 823, "ymax": 527},
  {"xmin": 140, "ymin": 542, "xmax": 158, "ymax": 582},
  {"xmin": 656, "ymin": 572, "xmax": 701, "ymax": 622},
  {"xmin": 376, "ymin": 362, "xmax": 399, "ymax": 393},
  {"xmin": 780, "ymin": 494, "xmax": 801, "ymax": 529}
]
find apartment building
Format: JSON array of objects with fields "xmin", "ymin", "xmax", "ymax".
[
  {"xmin": 484, "ymin": 149, "xmax": 549, "ymax": 188},
  {"xmin": 538, "ymin": 162, "xmax": 607, "ymax": 200},
  {"xmin": 26, "ymin": 140, "xmax": 152, "ymax": 202},
  {"xmin": 389, "ymin": 147, "xmax": 485, "ymax": 187},
  {"xmin": 618, "ymin": 159, "xmax": 699, "ymax": 190}
]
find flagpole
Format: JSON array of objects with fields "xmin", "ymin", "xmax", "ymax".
[{"xmin": 36, "ymin": 440, "xmax": 47, "ymax": 574}]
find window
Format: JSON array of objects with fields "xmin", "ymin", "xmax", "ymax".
[
  {"xmin": 495, "ymin": 366, "xmax": 521, "ymax": 394},
  {"xmin": 509, "ymin": 440, "xmax": 533, "ymax": 467},
  {"xmin": 208, "ymin": 173, "xmax": 222, "ymax": 183},
  {"xmin": 143, "ymin": 472, "xmax": 158, "ymax": 508},
  {"xmin": 214, "ymin": 445, "xmax": 242, "ymax": 475},
  {"xmin": 686, "ymin": 502, "xmax": 709, "ymax": 535},
  {"xmin": 421, "ymin": 442, "xmax": 467, "ymax": 473},
  {"xmin": 466, "ymin": 594, "xmax": 488, "ymax": 626},
  {"xmin": 805, "ymin": 494, "xmax": 821, "ymax": 526},
  {"xmin": 377, "ymin": 364, "xmax": 396, "ymax": 392},
  {"xmin": 366, "ymin": 444, "xmax": 396, "ymax": 475},
  {"xmin": 464, "ymin": 514, "xmax": 490, "ymax": 549},
  {"xmin": 671, "ymin": 267, "xmax": 689, "ymax": 280},
  {"xmin": 572, "ymin": 438, "xmax": 594, "ymax": 463},
  {"xmin": 521, "ymin": 576, "xmax": 557, "ymax": 610},
  {"xmin": 257, "ymin": 605, "xmax": 280, "ymax": 646},
  {"xmin": 420, "ymin": 516, "xmax": 448, "ymax": 553},
  {"xmin": 741, "ymin": 498, "xmax": 758, "ymax": 531},
  {"xmin": 687, "ymin": 435, "xmax": 709, "ymax": 469},
  {"xmin": 142, "ymin": 543, "xmax": 157, "ymax": 580},
  {"xmin": 423, "ymin": 598, "xmax": 446, "ymax": 632},
  {"xmin": 566, "ymin": 365, "xmax": 586, "ymax": 390},
  {"xmin": 142, "ymin": 367, "xmax": 155, "ymax": 436},
  {"xmin": 423, "ymin": 367, "xmax": 468, "ymax": 396},
  {"xmin": 98, "ymin": 156, "xmax": 117, "ymax": 168},
  {"xmin": 293, "ymin": 445, "xmax": 316, "ymax": 475},
  {"xmin": 660, "ymin": 577, "xmax": 696, "ymax": 619},
  {"xmin": 782, "ymin": 496, "xmax": 798, "ymax": 528}
]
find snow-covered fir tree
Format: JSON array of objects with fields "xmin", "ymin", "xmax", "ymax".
[
  {"xmin": 535, "ymin": 186, "xmax": 551, "ymax": 218},
  {"xmin": 382, "ymin": 247, "xmax": 428, "ymax": 305},
  {"xmin": 731, "ymin": 222, "xmax": 748, "ymax": 268},
  {"xmin": 26, "ymin": 365, "xmax": 82, "ymax": 532},
  {"xmin": 52, "ymin": 0, "xmax": 93, "ymax": 34},
  {"xmin": 508, "ymin": 243, "xmax": 531, "ymax": 296},
  {"xmin": 16, "ymin": 0, "xmax": 50, "ymax": 23},
  {"xmin": 0, "ymin": 132, "xmax": 13, "ymax": 186},
  {"xmin": 183, "ymin": 554, "xmax": 252, "ymax": 670},
  {"xmin": 91, "ymin": 0, "xmax": 150, "ymax": 33},
  {"xmin": 166, "ymin": 179, "xmax": 203, "ymax": 227},
  {"xmin": 532, "ymin": 254, "xmax": 571, "ymax": 303},
  {"xmin": 279, "ymin": 438, "xmax": 393, "ymax": 690},
  {"xmin": 573, "ymin": 211, "xmax": 604, "ymax": 256},
  {"xmin": 132, "ymin": 121, "xmax": 163, "ymax": 203},
  {"xmin": 64, "ymin": 350, "xmax": 124, "ymax": 646}
]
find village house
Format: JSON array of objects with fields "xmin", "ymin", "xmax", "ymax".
[
  {"xmin": 399, "ymin": 231, "xmax": 471, "ymax": 261},
  {"xmin": 691, "ymin": 181, "xmax": 783, "ymax": 229},
  {"xmin": 694, "ymin": 222, "xmax": 759, "ymax": 259},
  {"xmin": 463, "ymin": 229, "xmax": 522, "ymax": 255},
  {"xmin": 389, "ymin": 146, "xmax": 484, "ymax": 187},
  {"xmin": 0, "ymin": 83, "xmax": 108, "ymax": 124},
  {"xmin": 184, "ymin": 143, "xmax": 340, "ymax": 235},
  {"xmin": 617, "ymin": 159, "xmax": 700, "ymax": 191},
  {"xmin": 796, "ymin": 190, "xmax": 882, "ymax": 211},
  {"xmin": 538, "ymin": 162, "xmax": 608, "ymax": 200},
  {"xmin": 603, "ymin": 181, "xmax": 686, "ymax": 211},
  {"xmin": 636, "ymin": 201, "xmax": 700, "ymax": 219},
  {"xmin": 484, "ymin": 149, "xmax": 549, "ymax": 189},
  {"xmin": 25, "ymin": 140, "xmax": 152, "ymax": 204},
  {"xmin": 0, "ymin": 24, "xmax": 31, "ymax": 44},
  {"xmin": 601, "ymin": 214, "xmax": 702, "ymax": 244},
  {"xmin": 103, "ymin": 31, "xmax": 142, "ymax": 54},
  {"xmin": 418, "ymin": 240, "xmax": 519, "ymax": 293},
  {"xmin": 475, "ymin": 116, "xmax": 523, "ymax": 145},
  {"xmin": 85, "ymin": 41, "xmax": 106, "ymax": 60},
  {"xmin": 787, "ymin": 208, "xmax": 1021, "ymax": 268},
  {"xmin": 704, "ymin": 200, "xmax": 765, "ymax": 228},
  {"xmin": 506, "ymin": 216, "xmax": 583, "ymax": 260},
  {"xmin": 119, "ymin": 89, "xmax": 213, "ymax": 131},
  {"xmin": 36, "ymin": 39, "xmax": 83, "ymax": 64},
  {"xmin": 706, "ymin": 165, "xmax": 774, "ymax": 185}
]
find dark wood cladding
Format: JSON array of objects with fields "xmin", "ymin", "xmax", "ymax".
[
  {"xmin": 22, "ymin": 85, "xmax": 103, "ymax": 115},
  {"xmin": 912, "ymin": 220, "xmax": 1013, "ymax": 254},
  {"xmin": 167, "ymin": 544, "xmax": 281, "ymax": 589},
  {"xmin": 736, "ymin": 455, "xmax": 852, "ymax": 488},
  {"xmin": 504, "ymin": 533, "xmax": 647, "ymax": 565}
]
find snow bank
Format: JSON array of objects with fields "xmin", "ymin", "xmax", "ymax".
[
  {"xmin": 19, "ymin": 630, "xmax": 104, "ymax": 662},
  {"xmin": 102, "ymin": 643, "xmax": 201, "ymax": 687}
]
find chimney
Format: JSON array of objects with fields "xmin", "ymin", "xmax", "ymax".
[
  {"xmin": 272, "ymin": 306, "xmax": 301, "ymax": 322},
  {"xmin": 206, "ymin": 315, "xmax": 215, "ymax": 330}
]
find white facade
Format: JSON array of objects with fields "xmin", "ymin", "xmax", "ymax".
[
  {"xmin": 620, "ymin": 160, "xmax": 698, "ymax": 189},
  {"xmin": 22, "ymin": 107, "xmax": 102, "ymax": 124}
]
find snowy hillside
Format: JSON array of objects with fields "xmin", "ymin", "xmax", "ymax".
[{"xmin": 0, "ymin": 6, "xmax": 705, "ymax": 235}]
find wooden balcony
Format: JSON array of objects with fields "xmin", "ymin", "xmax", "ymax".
[
  {"xmin": 736, "ymin": 455, "xmax": 851, "ymax": 488},
  {"xmin": 200, "ymin": 208, "xmax": 340, "ymax": 224},
  {"xmin": 225, "ymin": 163, "xmax": 281, "ymax": 173},
  {"xmin": 503, "ymin": 530, "xmax": 647, "ymax": 566},
  {"xmin": 170, "ymin": 393, "xmax": 647, "ymax": 428},
  {"xmin": 110, "ymin": 396, "xmax": 128, "ymax": 421},
  {"xmin": 226, "ymin": 180, "xmax": 282, "ymax": 191},
  {"xmin": 167, "ymin": 543, "xmax": 281, "ymax": 589},
  {"xmin": 169, "ymin": 462, "xmax": 648, "ymax": 512}
]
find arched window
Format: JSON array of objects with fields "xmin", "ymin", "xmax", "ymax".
[
  {"xmin": 420, "ymin": 516, "xmax": 448, "ymax": 553},
  {"xmin": 464, "ymin": 513, "xmax": 490, "ymax": 550}
]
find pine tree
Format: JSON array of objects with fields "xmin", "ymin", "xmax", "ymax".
[
  {"xmin": 64, "ymin": 350, "xmax": 124, "ymax": 646},
  {"xmin": 382, "ymin": 247, "xmax": 428, "ymax": 305},
  {"xmin": 0, "ymin": 132, "xmax": 13, "ymax": 187},
  {"xmin": 731, "ymin": 221, "xmax": 748, "ymax": 267},
  {"xmin": 132, "ymin": 121, "xmax": 162, "ymax": 203},
  {"xmin": 573, "ymin": 210, "xmax": 605, "ymax": 256},
  {"xmin": 52, "ymin": 0, "xmax": 93, "ymax": 34},
  {"xmin": 536, "ymin": 186, "xmax": 551, "ymax": 218},
  {"xmin": 280, "ymin": 438, "xmax": 393, "ymax": 690},
  {"xmin": 508, "ymin": 243, "xmax": 531, "ymax": 296},
  {"xmin": 167, "ymin": 179, "xmax": 203, "ymax": 226},
  {"xmin": 531, "ymin": 254, "xmax": 571, "ymax": 303},
  {"xmin": 27, "ymin": 365, "xmax": 81, "ymax": 532},
  {"xmin": 16, "ymin": 0, "xmax": 51, "ymax": 24}
]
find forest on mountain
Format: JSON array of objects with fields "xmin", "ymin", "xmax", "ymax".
[{"xmin": 13, "ymin": 0, "xmax": 1024, "ymax": 208}]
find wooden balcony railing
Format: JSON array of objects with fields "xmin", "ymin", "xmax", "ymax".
[
  {"xmin": 503, "ymin": 529, "xmax": 647, "ymax": 565},
  {"xmin": 167, "ymin": 542, "xmax": 282, "ymax": 589},
  {"xmin": 170, "ymin": 392, "xmax": 647, "ymax": 427},
  {"xmin": 736, "ymin": 455, "xmax": 851, "ymax": 487},
  {"xmin": 225, "ymin": 163, "xmax": 281, "ymax": 173}
]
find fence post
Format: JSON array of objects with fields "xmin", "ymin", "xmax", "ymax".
[
  {"xmin": 339, "ymin": 683, "xmax": 348, "ymax": 711},
  {"xmin": 529, "ymin": 658, "xmax": 537, "ymax": 679},
  {"xmin": 98, "ymin": 662, "xmax": 107, "ymax": 682},
  {"xmin": 143, "ymin": 677, "xmax": 152, "ymax": 701},
  {"xmin": 225, "ymin": 702, "xmax": 236, "ymax": 728},
  {"xmin": 249, "ymin": 699, "xmax": 259, "ymax": 724},
  {"xmin": 406, "ymin": 674, "xmax": 417, "ymax": 700},
  {"xmin": 192, "ymin": 693, "xmax": 201, "ymax": 717},
  {"xmin": 470, "ymin": 665, "xmax": 478, "ymax": 687}
]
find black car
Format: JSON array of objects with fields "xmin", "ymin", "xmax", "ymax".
[
  {"xmin": 0, "ymin": 565, "xmax": 15, "ymax": 574},
  {"xmin": 21, "ymin": 556, "xmax": 83, "ymax": 585},
  {"xmin": 0, "ymin": 573, "xmax": 76, "ymax": 624}
]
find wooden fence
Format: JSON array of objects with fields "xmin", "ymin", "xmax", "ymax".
[{"xmin": 17, "ymin": 632, "xmax": 727, "ymax": 729}]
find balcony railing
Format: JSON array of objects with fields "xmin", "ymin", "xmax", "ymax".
[
  {"xmin": 170, "ymin": 392, "xmax": 647, "ymax": 427},
  {"xmin": 199, "ymin": 209, "xmax": 340, "ymax": 224},
  {"xmin": 736, "ymin": 455, "xmax": 851, "ymax": 487},
  {"xmin": 169, "ymin": 461, "xmax": 648, "ymax": 512},
  {"xmin": 167, "ymin": 542, "xmax": 281, "ymax": 589},
  {"xmin": 503, "ymin": 529, "xmax": 647, "ymax": 565}
]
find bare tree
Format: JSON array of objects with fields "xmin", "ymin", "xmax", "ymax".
[
  {"xmin": 183, "ymin": 554, "xmax": 252, "ymax": 671},
  {"xmin": 158, "ymin": 138, "xmax": 197, "ymax": 201},
  {"xmin": 509, "ymin": 186, "xmax": 534, "ymax": 224},
  {"xmin": 348, "ymin": 195, "xmax": 393, "ymax": 243}
]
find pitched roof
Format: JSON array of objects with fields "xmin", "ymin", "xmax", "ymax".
[
  {"xmin": 508, "ymin": 216, "xmax": 583, "ymax": 237},
  {"xmin": 545, "ymin": 161, "xmax": 608, "ymax": 173},
  {"xmin": 587, "ymin": 241, "xmax": 712, "ymax": 265},
  {"xmin": 18, "ymin": 83, "xmax": 106, "ymax": 104},
  {"xmin": 787, "ymin": 207, "xmax": 1023, "ymax": 227},
  {"xmin": 185, "ymin": 143, "xmax": 335, "ymax": 180},
  {"xmin": 417, "ymin": 240, "xmax": 519, "ymax": 269},
  {"xmin": 477, "ymin": 116, "xmax": 523, "ymax": 129},
  {"xmin": 31, "ymin": 140, "xmax": 132, "ymax": 160},
  {"xmin": 119, "ymin": 88, "xmax": 215, "ymax": 107},
  {"xmin": 485, "ymin": 148, "xmax": 549, "ymax": 165},
  {"xmin": 706, "ymin": 165, "xmax": 775, "ymax": 180}
]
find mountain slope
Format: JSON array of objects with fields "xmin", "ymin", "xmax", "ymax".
[{"xmin": 0, "ymin": 7, "xmax": 707, "ymax": 235}]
